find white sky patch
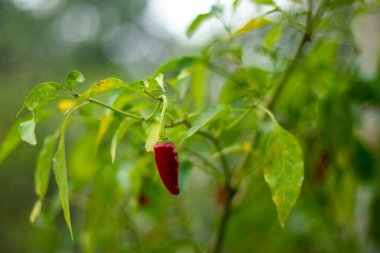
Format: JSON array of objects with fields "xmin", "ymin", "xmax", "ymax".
[
  {"xmin": 143, "ymin": 0, "xmax": 286, "ymax": 44},
  {"xmin": 11, "ymin": 0, "xmax": 61, "ymax": 16}
]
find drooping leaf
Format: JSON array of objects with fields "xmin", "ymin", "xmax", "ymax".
[
  {"xmin": 263, "ymin": 125, "xmax": 304, "ymax": 227},
  {"xmin": 65, "ymin": 70, "xmax": 85, "ymax": 91},
  {"xmin": 190, "ymin": 63, "xmax": 205, "ymax": 110},
  {"xmin": 111, "ymin": 119, "xmax": 133, "ymax": 163},
  {"xmin": 35, "ymin": 132, "xmax": 59, "ymax": 199},
  {"xmin": 234, "ymin": 17, "xmax": 272, "ymax": 36},
  {"xmin": 233, "ymin": 0, "xmax": 241, "ymax": 9},
  {"xmin": 53, "ymin": 131, "xmax": 73, "ymax": 239},
  {"xmin": 18, "ymin": 82, "xmax": 62, "ymax": 114},
  {"xmin": 156, "ymin": 56, "xmax": 199, "ymax": 77},
  {"xmin": 0, "ymin": 121, "xmax": 22, "ymax": 165},
  {"xmin": 18, "ymin": 116, "xmax": 37, "ymax": 145},
  {"xmin": 95, "ymin": 114, "xmax": 112, "ymax": 153},
  {"xmin": 30, "ymin": 131, "xmax": 59, "ymax": 222},
  {"xmin": 1, "ymin": 112, "xmax": 51, "ymax": 166},
  {"xmin": 51, "ymin": 107, "xmax": 81, "ymax": 239},
  {"xmin": 182, "ymin": 105, "xmax": 228, "ymax": 142},
  {"xmin": 264, "ymin": 24, "xmax": 282, "ymax": 50},
  {"xmin": 155, "ymin": 73, "xmax": 166, "ymax": 93},
  {"xmin": 187, "ymin": 12, "xmax": 213, "ymax": 38},
  {"xmin": 145, "ymin": 121, "xmax": 161, "ymax": 152},
  {"xmin": 29, "ymin": 199, "xmax": 42, "ymax": 223},
  {"xmin": 80, "ymin": 77, "xmax": 126, "ymax": 101}
]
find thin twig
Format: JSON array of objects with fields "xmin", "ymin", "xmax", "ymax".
[
  {"xmin": 87, "ymin": 98, "xmax": 144, "ymax": 120},
  {"xmin": 143, "ymin": 90, "xmax": 163, "ymax": 101}
]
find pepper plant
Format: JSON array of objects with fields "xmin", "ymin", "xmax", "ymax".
[{"xmin": 1, "ymin": 0, "xmax": 380, "ymax": 252}]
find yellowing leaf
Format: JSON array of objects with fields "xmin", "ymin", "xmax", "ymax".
[
  {"xmin": 145, "ymin": 121, "xmax": 161, "ymax": 152},
  {"xmin": 80, "ymin": 77, "xmax": 126, "ymax": 101},
  {"xmin": 29, "ymin": 199, "xmax": 42, "ymax": 223},
  {"xmin": 263, "ymin": 126, "xmax": 304, "ymax": 227},
  {"xmin": 234, "ymin": 17, "xmax": 272, "ymax": 36},
  {"xmin": 57, "ymin": 100, "xmax": 75, "ymax": 112}
]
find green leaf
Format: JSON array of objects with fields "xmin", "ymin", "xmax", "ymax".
[
  {"xmin": 264, "ymin": 24, "xmax": 282, "ymax": 50},
  {"xmin": 29, "ymin": 199, "xmax": 42, "ymax": 223},
  {"xmin": 233, "ymin": 0, "xmax": 241, "ymax": 9},
  {"xmin": 51, "ymin": 107, "xmax": 80, "ymax": 239},
  {"xmin": 145, "ymin": 121, "xmax": 161, "ymax": 152},
  {"xmin": 1, "ymin": 112, "xmax": 52, "ymax": 166},
  {"xmin": 155, "ymin": 73, "xmax": 166, "ymax": 93},
  {"xmin": 187, "ymin": 12, "xmax": 213, "ymax": 38},
  {"xmin": 263, "ymin": 125, "xmax": 304, "ymax": 227},
  {"xmin": 18, "ymin": 82, "xmax": 62, "ymax": 114},
  {"xmin": 111, "ymin": 119, "xmax": 133, "ymax": 163},
  {"xmin": 80, "ymin": 77, "xmax": 126, "ymax": 101},
  {"xmin": 0, "ymin": 121, "xmax": 22, "ymax": 165},
  {"xmin": 156, "ymin": 56, "xmax": 199, "ymax": 77},
  {"xmin": 191, "ymin": 63, "xmax": 205, "ymax": 110},
  {"xmin": 233, "ymin": 17, "xmax": 272, "ymax": 36},
  {"xmin": 251, "ymin": 0, "xmax": 274, "ymax": 4},
  {"xmin": 95, "ymin": 114, "xmax": 112, "ymax": 153},
  {"xmin": 35, "ymin": 132, "xmax": 59, "ymax": 199},
  {"xmin": 142, "ymin": 75, "xmax": 166, "ymax": 94},
  {"xmin": 182, "ymin": 105, "xmax": 228, "ymax": 142},
  {"xmin": 65, "ymin": 70, "xmax": 85, "ymax": 91},
  {"xmin": 30, "ymin": 131, "xmax": 58, "ymax": 223},
  {"xmin": 18, "ymin": 116, "xmax": 37, "ymax": 145},
  {"xmin": 53, "ymin": 131, "xmax": 73, "ymax": 239}
]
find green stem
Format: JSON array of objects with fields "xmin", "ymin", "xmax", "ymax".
[
  {"xmin": 235, "ymin": 0, "xmax": 317, "ymax": 178},
  {"xmin": 210, "ymin": 1, "xmax": 325, "ymax": 252},
  {"xmin": 185, "ymin": 148, "xmax": 222, "ymax": 178},
  {"xmin": 87, "ymin": 98, "xmax": 144, "ymax": 120},
  {"xmin": 210, "ymin": 189, "xmax": 234, "ymax": 253},
  {"xmin": 144, "ymin": 90, "xmax": 163, "ymax": 101},
  {"xmin": 196, "ymin": 131, "xmax": 234, "ymax": 253},
  {"xmin": 159, "ymin": 95, "xmax": 168, "ymax": 139},
  {"xmin": 145, "ymin": 101, "xmax": 162, "ymax": 121},
  {"xmin": 256, "ymin": 105, "xmax": 279, "ymax": 126}
]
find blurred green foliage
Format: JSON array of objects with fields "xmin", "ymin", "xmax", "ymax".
[{"xmin": 1, "ymin": 0, "xmax": 380, "ymax": 253}]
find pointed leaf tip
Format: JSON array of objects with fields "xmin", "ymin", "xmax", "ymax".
[{"xmin": 263, "ymin": 125, "xmax": 304, "ymax": 227}]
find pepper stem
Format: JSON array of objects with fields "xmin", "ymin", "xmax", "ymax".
[{"xmin": 159, "ymin": 95, "xmax": 168, "ymax": 140}]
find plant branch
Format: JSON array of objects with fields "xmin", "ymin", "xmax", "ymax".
[
  {"xmin": 210, "ymin": 1, "xmax": 326, "ymax": 252},
  {"xmin": 145, "ymin": 101, "xmax": 162, "ymax": 121},
  {"xmin": 235, "ymin": 0, "xmax": 317, "ymax": 178},
  {"xmin": 143, "ymin": 90, "xmax": 163, "ymax": 101},
  {"xmin": 185, "ymin": 148, "xmax": 220, "ymax": 174},
  {"xmin": 198, "ymin": 131, "xmax": 231, "ymax": 183},
  {"xmin": 87, "ymin": 98, "xmax": 144, "ymax": 120}
]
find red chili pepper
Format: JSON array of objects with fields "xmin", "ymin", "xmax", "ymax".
[{"xmin": 154, "ymin": 141, "xmax": 180, "ymax": 195}]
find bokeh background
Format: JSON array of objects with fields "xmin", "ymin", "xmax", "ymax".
[{"xmin": 1, "ymin": 0, "xmax": 380, "ymax": 252}]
